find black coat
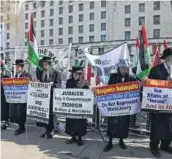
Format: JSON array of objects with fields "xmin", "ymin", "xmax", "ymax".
[
  {"xmin": 107, "ymin": 72, "xmax": 135, "ymax": 138},
  {"xmin": 65, "ymin": 78, "xmax": 89, "ymax": 136},
  {"xmin": 148, "ymin": 63, "xmax": 172, "ymax": 140},
  {"xmin": 10, "ymin": 71, "xmax": 32, "ymax": 124},
  {"xmin": 1, "ymin": 74, "xmax": 10, "ymax": 121}
]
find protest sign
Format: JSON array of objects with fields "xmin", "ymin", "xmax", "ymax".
[
  {"xmin": 142, "ymin": 79, "xmax": 172, "ymax": 113},
  {"xmin": 2, "ymin": 78, "xmax": 29, "ymax": 103},
  {"xmin": 53, "ymin": 89, "xmax": 94, "ymax": 119},
  {"xmin": 95, "ymin": 81, "xmax": 140, "ymax": 117},
  {"xmin": 27, "ymin": 82, "xmax": 51, "ymax": 124}
]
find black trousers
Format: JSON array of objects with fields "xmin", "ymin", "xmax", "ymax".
[
  {"xmin": 19, "ymin": 122, "xmax": 25, "ymax": 130},
  {"xmin": 150, "ymin": 139, "xmax": 171, "ymax": 149}
]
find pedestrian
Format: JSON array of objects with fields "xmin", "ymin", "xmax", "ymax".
[
  {"xmin": 104, "ymin": 59, "xmax": 136, "ymax": 152},
  {"xmin": 36, "ymin": 56, "xmax": 61, "ymax": 139},
  {"xmin": 1, "ymin": 61, "xmax": 10, "ymax": 130},
  {"xmin": 10, "ymin": 59, "xmax": 32, "ymax": 135},
  {"xmin": 148, "ymin": 48, "xmax": 172, "ymax": 158},
  {"xmin": 65, "ymin": 66, "xmax": 89, "ymax": 146}
]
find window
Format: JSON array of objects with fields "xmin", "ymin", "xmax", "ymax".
[
  {"xmin": 50, "ymin": 9, "xmax": 54, "ymax": 16},
  {"xmin": 101, "ymin": 1, "xmax": 106, "ymax": 7},
  {"xmin": 25, "ymin": 23, "xmax": 28, "ymax": 29},
  {"xmin": 49, "ymin": 29, "xmax": 53, "ymax": 36},
  {"xmin": 33, "ymin": 12, "xmax": 36, "ymax": 18},
  {"xmin": 125, "ymin": 31, "xmax": 131, "ymax": 40},
  {"xmin": 1, "ymin": 16, "xmax": 3, "ymax": 22},
  {"xmin": 34, "ymin": 21, "xmax": 36, "ymax": 27},
  {"xmin": 6, "ymin": 24, "xmax": 10, "ymax": 30},
  {"xmin": 101, "ymin": 23, "xmax": 106, "ymax": 31},
  {"xmin": 59, "ymin": 38, "xmax": 63, "ymax": 44},
  {"xmin": 68, "ymin": 37, "xmax": 73, "ymax": 43},
  {"xmin": 99, "ymin": 48, "xmax": 104, "ymax": 54},
  {"xmin": 41, "ymin": 30, "xmax": 44, "ymax": 37},
  {"xmin": 89, "ymin": 36, "xmax": 94, "ymax": 42},
  {"xmin": 101, "ymin": 11, "xmax": 106, "ymax": 19},
  {"xmin": 59, "ymin": 7, "xmax": 63, "ymax": 14},
  {"xmin": 6, "ymin": 42, "xmax": 10, "ymax": 48},
  {"xmin": 78, "ymin": 37, "xmax": 83, "ymax": 43},
  {"xmin": 153, "ymin": 15, "xmax": 160, "ymax": 24},
  {"xmin": 69, "ymin": 26, "xmax": 73, "ymax": 34},
  {"xmin": 41, "ymin": 20, "xmax": 45, "ymax": 27},
  {"xmin": 79, "ymin": 14, "xmax": 83, "ymax": 22},
  {"xmin": 49, "ymin": 39, "xmax": 53, "ymax": 45},
  {"xmin": 59, "ymin": 1, "xmax": 63, "ymax": 5},
  {"xmin": 139, "ymin": 30, "xmax": 142, "ymax": 38},
  {"xmin": 41, "ymin": 10, "xmax": 45, "ymax": 17},
  {"xmin": 90, "ymin": 13, "xmax": 94, "ymax": 20},
  {"xmin": 25, "ymin": 13, "xmax": 28, "ymax": 20},
  {"xmin": 79, "ymin": 25, "xmax": 83, "ymax": 33},
  {"xmin": 79, "ymin": 3, "xmax": 84, "ymax": 11},
  {"xmin": 125, "ymin": 5, "xmax": 130, "ymax": 14},
  {"xmin": 50, "ymin": 19, "xmax": 53, "ymax": 26},
  {"xmin": 41, "ymin": 40, "xmax": 44, "ymax": 45},
  {"xmin": 41, "ymin": 1, "xmax": 45, "ymax": 7},
  {"xmin": 69, "ymin": 16, "xmax": 73, "ymax": 23},
  {"xmin": 90, "ymin": 1, "xmax": 94, "ymax": 9},
  {"xmin": 25, "ymin": 4, "xmax": 28, "ymax": 10},
  {"xmin": 125, "ymin": 18, "xmax": 131, "ymax": 27},
  {"xmin": 25, "ymin": 32, "xmax": 28, "ymax": 38},
  {"xmin": 6, "ymin": 33, "xmax": 10, "ymax": 39},
  {"xmin": 101, "ymin": 35, "xmax": 106, "ymax": 41},
  {"xmin": 25, "ymin": 41, "xmax": 27, "ymax": 46},
  {"xmin": 33, "ymin": 3, "xmax": 36, "ymax": 9},
  {"xmin": 139, "ymin": 3, "xmax": 145, "ymax": 12},
  {"xmin": 7, "ymin": 15, "xmax": 10, "ymax": 21},
  {"xmin": 154, "ymin": 1, "xmax": 160, "ymax": 10},
  {"xmin": 59, "ymin": 28, "xmax": 63, "ymax": 35},
  {"xmin": 50, "ymin": 0, "xmax": 54, "ymax": 6},
  {"xmin": 69, "ymin": 5, "xmax": 73, "ymax": 13},
  {"xmin": 89, "ymin": 24, "xmax": 94, "ymax": 32},
  {"xmin": 139, "ymin": 17, "xmax": 145, "ymax": 25},
  {"xmin": 59, "ymin": 17, "xmax": 63, "ymax": 25},
  {"xmin": 153, "ymin": 29, "xmax": 160, "ymax": 38}
]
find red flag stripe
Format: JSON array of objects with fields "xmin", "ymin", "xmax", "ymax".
[
  {"xmin": 164, "ymin": 40, "xmax": 169, "ymax": 49},
  {"xmin": 152, "ymin": 43, "xmax": 161, "ymax": 67},
  {"xmin": 29, "ymin": 13, "xmax": 34, "ymax": 43},
  {"xmin": 136, "ymin": 37, "xmax": 140, "ymax": 48},
  {"xmin": 142, "ymin": 25, "xmax": 149, "ymax": 48}
]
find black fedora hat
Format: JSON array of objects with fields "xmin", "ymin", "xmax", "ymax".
[
  {"xmin": 69, "ymin": 66, "xmax": 83, "ymax": 73},
  {"xmin": 42, "ymin": 56, "xmax": 51, "ymax": 63},
  {"xmin": 161, "ymin": 48, "xmax": 172, "ymax": 59},
  {"xmin": 13, "ymin": 59, "xmax": 24, "ymax": 65}
]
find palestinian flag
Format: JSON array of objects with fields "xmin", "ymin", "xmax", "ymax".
[
  {"xmin": 136, "ymin": 25, "xmax": 152, "ymax": 80},
  {"xmin": 28, "ymin": 13, "xmax": 40, "ymax": 69},
  {"xmin": 152, "ymin": 43, "xmax": 161, "ymax": 67}
]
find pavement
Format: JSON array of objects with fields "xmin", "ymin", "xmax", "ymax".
[{"xmin": 1, "ymin": 123, "xmax": 172, "ymax": 159}]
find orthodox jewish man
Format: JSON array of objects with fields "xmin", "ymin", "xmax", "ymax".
[
  {"xmin": 104, "ymin": 59, "xmax": 136, "ymax": 152},
  {"xmin": 65, "ymin": 66, "xmax": 89, "ymax": 146},
  {"xmin": 148, "ymin": 48, "xmax": 172, "ymax": 158},
  {"xmin": 1, "ymin": 61, "xmax": 10, "ymax": 130},
  {"xmin": 10, "ymin": 59, "xmax": 32, "ymax": 135},
  {"xmin": 36, "ymin": 56, "xmax": 61, "ymax": 139}
]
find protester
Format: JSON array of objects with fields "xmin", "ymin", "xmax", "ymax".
[
  {"xmin": 9, "ymin": 59, "xmax": 32, "ymax": 135},
  {"xmin": 36, "ymin": 56, "xmax": 61, "ymax": 139},
  {"xmin": 65, "ymin": 66, "xmax": 89, "ymax": 146},
  {"xmin": 1, "ymin": 61, "xmax": 10, "ymax": 130},
  {"xmin": 104, "ymin": 59, "xmax": 136, "ymax": 152},
  {"xmin": 148, "ymin": 48, "xmax": 172, "ymax": 158}
]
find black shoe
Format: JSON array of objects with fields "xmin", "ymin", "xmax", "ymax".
[
  {"xmin": 46, "ymin": 133, "xmax": 53, "ymax": 139},
  {"xmin": 160, "ymin": 146, "xmax": 172, "ymax": 154},
  {"xmin": 119, "ymin": 140, "xmax": 127, "ymax": 149},
  {"xmin": 151, "ymin": 148, "xmax": 161, "ymax": 158},
  {"xmin": 104, "ymin": 143, "xmax": 113, "ymax": 152},
  {"xmin": 14, "ymin": 128, "xmax": 25, "ymax": 136},
  {"xmin": 1, "ymin": 124, "xmax": 7, "ymax": 130},
  {"xmin": 77, "ymin": 139, "xmax": 83, "ymax": 146},
  {"xmin": 40, "ymin": 132, "xmax": 47, "ymax": 138},
  {"xmin": 66, "ymin": 137, "xmax": 77, "ymax": 144}
]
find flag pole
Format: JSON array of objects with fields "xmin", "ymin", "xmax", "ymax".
[{"xmin": 66, "ymin": 43, "xmax": 72, "ymax": 80}]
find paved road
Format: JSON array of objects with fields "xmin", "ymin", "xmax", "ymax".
[{"xmin": 1, "ymin": 124, "xmax": 172, "ymax": 159}]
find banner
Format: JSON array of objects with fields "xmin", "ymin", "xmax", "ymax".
[
  {"xmin": 85, "ymin": 43, "xmax": 130, "ymax": 85},
  {"xmin": 95, "ymin": 81, "xmax": 141, "ymax": 117},
  {"xmin": 142, "ymin": 79, "xmax": 172, "ymax": 113},
  {"xmin": 53, "ymin": 89, "xmax": 94, "ymax": 119},
  {"xmin": 2, "ymin": 78, "xmax": 29, "ymax": 103},
  {"xmin": 27, "ymin": 82, "xmax": 51, "ymax": 124}
]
